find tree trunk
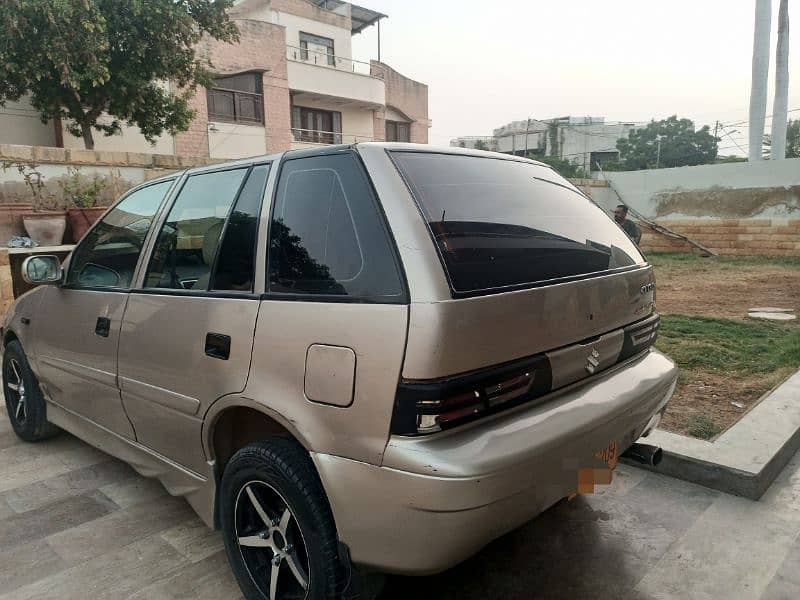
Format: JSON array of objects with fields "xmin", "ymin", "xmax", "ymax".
[
  {"xmin": 771, "ymin": 0, "xmax": 790, "ymax": 160},
  {"xmin": 81, "ymin": 123, "xmax": 95, "ymax": 150},
  {"xmin": 749, "ymin": 0, "xmax": 772, "ymax": 161}
]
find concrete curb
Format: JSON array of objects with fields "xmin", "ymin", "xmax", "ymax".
[{"xmin": 624, "ymin": 369, "xmax": 800, "ymax": 499}]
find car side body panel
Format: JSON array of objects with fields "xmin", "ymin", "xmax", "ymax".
[
  {"xmin": 118, "ymin": 294, "xmax": 261, "ymax": 473},
  {"xmin": 2, "ymin": 286, "xmax": 45, "ymax": 358},
  {"xmin": 245, "ymin": 300, "xmax": 408, "ymax": 465},
  {"xmin": 31, "ymin": 286, "xmax": 135, "ymax": 438}
]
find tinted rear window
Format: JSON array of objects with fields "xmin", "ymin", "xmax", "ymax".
[{"xmin": 391, "ymin": 152, "xmax": 645, "ymax": 295}]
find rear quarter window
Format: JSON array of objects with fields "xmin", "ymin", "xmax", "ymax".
[
  {"xmin": 267, "ymin": 152, "xmax": 405, "ymax": 301},
  {"xmin": 390, "ymin": 151, "xmax": 645, "ymax": 296}
]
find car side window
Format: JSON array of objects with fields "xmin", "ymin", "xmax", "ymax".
[
  {"xmin": 267, "ymin": 153, "xmax": 403, "ymax": 300},
  {"xmin": 66, "ymin": 179, "xmax": 174, "ymax": 289},
  {"xmin": 211, "ymin": 164, "xmax": 270, "ymax": 292},
  {"xmin": 144, "ymin": 168, "xmax": 247, "ymax": 290}
]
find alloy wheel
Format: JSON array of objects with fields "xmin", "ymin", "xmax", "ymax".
[
  {"xmin": 235, "ymin": 480, "xmax": 311, "ymax": 599},
  {"xmin": 5, "ymin": 358, "xmax": 27, "ymax": 425}
]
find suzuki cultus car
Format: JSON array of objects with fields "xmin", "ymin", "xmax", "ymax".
[{"xmin": 3, "ymin": 144, "xmax": 675, "ymax": 599}]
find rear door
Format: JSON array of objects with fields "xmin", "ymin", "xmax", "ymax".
[
  {"xmin": 117, "ymin": 164, "xmax": 270, "ymax": 473},
  {"xmin": 387, "ymin": 150, "xmax": 657, "ymax": 379}
]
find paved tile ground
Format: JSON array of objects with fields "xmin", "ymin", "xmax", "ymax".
[{"xmin": 1, "ymin": 406, "xmax": 800, "ymax": 600}]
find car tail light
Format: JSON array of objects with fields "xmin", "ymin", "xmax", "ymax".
[
  {"xmin": 391, "ymin": 313, "xmax": 661, "ymax": 436},
  {"xmin": 619, "ymin": 313, "xmax": 660, "ymax": 361},
  {"xmin": 391, "ymin": 355, "xmax": 552, "ymax": 435}
]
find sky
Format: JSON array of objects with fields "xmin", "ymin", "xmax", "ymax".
[{"xmin": 351, "ymin": 0, "xmax": 800, "ymax": 155}]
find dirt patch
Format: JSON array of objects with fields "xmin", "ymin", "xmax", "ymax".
[
  {"xmin": 652, "ymin": 255, "xmax": 800, "ymax": 439},
  {"xmin": 660, "ymin": 368, "xmax": 795, "ymax": 439},
  {"xmin": 653, "ymin": 185, "xmax": 800, "ymax": 218},
  {"xmin": 655, "ymin": 263, "xmax": 800, "ymax": 319}
]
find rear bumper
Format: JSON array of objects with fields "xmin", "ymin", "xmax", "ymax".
[{"xmin": 314, "ymin": 349, "xmax": 677, "ymax": 574}]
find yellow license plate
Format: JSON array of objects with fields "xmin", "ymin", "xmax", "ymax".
[
  {"xmin": 595, "ymin": 441, "xmax": 619, "ymax": 470},
  {"xmin": 576, "ymin": 441, "xmax": 619, "ymax": 495}
]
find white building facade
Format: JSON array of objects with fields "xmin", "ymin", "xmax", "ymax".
[
  {"xmin": 0, "ymin": 0, "xmax": 431, "ymax": 159},
  {"xmin": 452, "ymin": 116, "xmax": 644, "ymax": 173}
]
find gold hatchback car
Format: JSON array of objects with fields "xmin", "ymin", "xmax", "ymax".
[{"xmin": 2, "ymin": 144, "xmax": 676, "ymax": 599}]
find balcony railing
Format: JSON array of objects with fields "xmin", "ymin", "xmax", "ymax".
[
  {"xmin": 286, "ymin": 45, "xmax": 375, "ymax": 76},
  {"xmin": 291, "ymin": 128, "xmax": 374, "ymax": 145}
]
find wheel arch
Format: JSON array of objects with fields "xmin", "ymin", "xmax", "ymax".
[
  {"xmin": 3, "ymin": 328, "xmax": 19, "ymax": 348},
  {"xmin": 202, "ymin": 397, "xmax": 317, "ymax": 529},
  {"xmin": 203, "ymin": 397, "xmax": 313, "ymax": 463}
]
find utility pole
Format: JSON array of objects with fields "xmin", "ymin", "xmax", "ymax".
[
  {"xmin": 524, "ymin": 118, "xmax": 531, "ymax": 157},
  {"xmin": 749, "ymin": 0, "xmax": 772, "ymax": 161},
  {"xmin": 656, "ymin": 137, "xmax": 662, "ymax": 169},
  {"xmin": 771, "ymin": 0, "xmax": 790, "ymax": 159},
  {"xmin": 377, "ymin": 20, "xmax": 381, "ymax": 63}
]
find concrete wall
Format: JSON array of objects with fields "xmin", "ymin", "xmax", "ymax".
[
  {"xmin": 0, "ymin": 93, "xmax": 172, "ymax": 156},
  {"xmin": 495, "ymin": 130, "xmax": 545, "ymax": 155},
  {"xmin": 370, "ymin": 61, "xmax": 430, "ymax": 144},
  {"xmin": 208, "ymin": 122, "xmax": 268, "ymax": 159},
  {"xmin": 61, "ymin": 118, "xmax": 175, "ymax": 156},
  {"xmin": 286, "ymin": 60, "xmax": 384, "ymax": 105},
  {"xmin": 638, "ymin": 219, "xmax": 800, "ymax": 256},
  {"xmin": 554, "ymin": 122, "xmax": 634, "ymax": 173},
  {"xmin": 267, "ymin": 8, "xmax": 352, "ymax": 61},
  {"xmin": 603, "ymin": 159, "xmax": 800, "ymax": 220},
  {"xmin": 571, "ymin": 175, "xmax": 800, "ymax": 257},
  {"xmin": 0, "ymin": 144, "xmax": 219, "ymax": 206},
  {"xmin": 243, "ymin": 0, "xmax": 351, "ymax": 30},
  {"xmin": 0, "ymin": 97, "xmax": 56, "ymax": 147},
  {"xmin": 183, "ymin": 18, "xmax": 291, "ymax": 158},
  {"xmin": 290, "ymin": 96, "xmax": 374, "ymax": 145}
]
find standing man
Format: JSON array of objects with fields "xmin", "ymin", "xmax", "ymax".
[{"xmin": 614, "ymin": 204, "xmax": 641, "ymax": 245}]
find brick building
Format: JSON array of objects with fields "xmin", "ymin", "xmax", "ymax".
[{"xmin": 0, "ymin": 0, "xmax": 431, "ymax": 158}]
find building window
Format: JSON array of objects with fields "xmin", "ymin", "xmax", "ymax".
[
  {"xmin": 206, "ymin": 73, "xmax": 264, "ymax": 125},
  {"xmin": 299, "ymin": 32, "xmax": 335, "ymax": 66},
  {"xmin": 386, "ymin": 121, "xmax": 410, "ymax": 143},
  {"xmin": 292, "ymin": 106, "xmax": 342, "ymax": 144},
  {"xmin": 590, "ymin": 150, "xmax": 620, "ymax": 171}
]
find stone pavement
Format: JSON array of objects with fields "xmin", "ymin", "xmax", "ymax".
[{"xmin": 1, "ymin": 406, "xmax": 799, "ymax": 599}]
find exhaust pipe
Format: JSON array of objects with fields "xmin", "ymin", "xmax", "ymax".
[{"xmin": 621, "ymin": 443, "xmax": 663, "ymax": 467}]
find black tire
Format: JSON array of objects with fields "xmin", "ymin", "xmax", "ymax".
[
  {"xmin": 3, "ymin": 340, "xmax": 60, "ymax": 442},
  {"xmin": 220, "ymin": 437, "xmax": 342, "ymax": 600}
]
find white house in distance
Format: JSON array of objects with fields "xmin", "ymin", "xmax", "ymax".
[
  {"xmin": 453, "ymin": 116, "xmax": 644, "ymax": 173},
  {"xmin": 0, "ymin": 0, "xmax": 431, "ymax": 159}
]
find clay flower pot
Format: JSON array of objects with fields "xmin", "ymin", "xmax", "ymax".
[
  {"xmin": 22, "ymin": 211, "xmax": 68, "ymax": 247},
  {"xmin": 67, "ymin": 206, "xmax": 108, "ymax": 243},
  {"xmin": 0, "ymin": 203, "xmax": 34, "ymax": 245}
]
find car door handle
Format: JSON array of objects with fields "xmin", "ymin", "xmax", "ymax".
[
  {"xmin": 205, "ymin": 333, "xmax": 231, "ymax": 360},
  {"xmin": 95, "ymin": 317, "xmax": 111, "ymax": 338}
]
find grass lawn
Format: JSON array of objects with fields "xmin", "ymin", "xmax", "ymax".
[{"xmin": 649, "ymin": 253, "xmax": 800, "ymax": 439}]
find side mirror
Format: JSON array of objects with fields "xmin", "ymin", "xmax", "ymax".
[{"xmin": 21, "ymin": 255, "xmax": 63, "ymax": 285}]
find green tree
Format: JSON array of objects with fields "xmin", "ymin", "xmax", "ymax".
[
  {"xmin": 473, "ymin": 139, "xmax": 489, "ymax": 151},
  {"xmin": 531, "ymin": 154, "xmax": 585, "ymax": 179},
  {"xmin": 616, "ymin": 115, "xmax": 718, "ymax": 170},
  {"xmin": 787, "ymin": 119, "xmax": 800, "ymax": 158},
  {"xmin": 0, "ymin": 0, "xmax": 239, "ymax": 149}
]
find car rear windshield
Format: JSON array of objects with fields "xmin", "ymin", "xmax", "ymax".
[{"xmin": 390, "ymin": 152, "xmax": 645, "ymax": 295}]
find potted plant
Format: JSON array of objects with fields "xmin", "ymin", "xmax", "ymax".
[
  {"xmin": 1, "ymin": 161, "xmax": 67, "ymax": 247},
  {"xmin": 59, "ymin": 167, "xmax": 110, "ymax": 242}
]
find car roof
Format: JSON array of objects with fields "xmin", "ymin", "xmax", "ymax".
[{"xmin": 177, "ymin": 143, "xmax": 550, "ymax": 178}]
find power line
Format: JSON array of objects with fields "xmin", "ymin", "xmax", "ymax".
[{"xmin": 721, "ymin": 107, "xmax": 800, "ymax": 128}]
